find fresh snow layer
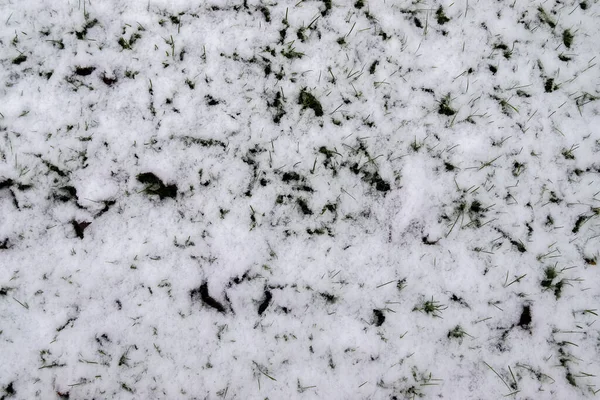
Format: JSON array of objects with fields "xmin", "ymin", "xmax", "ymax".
[{"xmin": 1, "ymin": 0, "xmax": 599, "ymax": 399}]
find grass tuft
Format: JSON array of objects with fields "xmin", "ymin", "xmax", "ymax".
[
  {"xmin": 537, "ymin": 7, "xmax": 556, "ymax": 29},
  {"xmin": 296, "ymin": 198, "xmax": 313, "ymax": 215},
  {"xmin": 436, "ymin": 6, "xmax": 450, "ymax": 25},
  {"xmin": 12, "ymin": 54, "xmax": 27, "ymax": 65},
  {"xmin": 448, "ymin": 325, "xmax": 473, "ymax": 341},
  {"xmin": 545, "ymin": 78, "xmax": 557, "ymax": 93},
  {"xmin": 373, "ymin": 309, "xmax": 385, "ymax": 326},
  {"xmin": 517, "ymin": 305, "xmax": 532, "ymax": 329},
  {"xmin": 190, "ymin": 282, "xmax": 227, "ymax": 313},
  {"xmin": 414, "ymin": 297, "xmax": 447, "ymax": 317},
  {"xmin": 298, "ymin": 88, "xmax": 323, "ymax": 117},
  {"xmin": 136, "ymin": 172, "xmax": 177, "ymax": 200},
  {"xmin": 281, "ymin": 45, "xmax": 304, "ymax": 59},
  {"xmin": 369, "ymin": 60, "xmax": 379, "ymax": 74},
  {"xmin": 562, "ymin": 29, "xmax": 573, "ymax": 49},
  {"xmin": 75, "ymin": 66, "xmax": 96, "ymax": 76},
  {"xmin": 438, "ymin": 94, "xmax": 456, "ymax": 116}
]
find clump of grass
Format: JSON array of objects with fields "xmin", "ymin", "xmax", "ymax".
[
  {"xmin": 306, "ymin": 226, "xmax": 332, "ymax": 236},
  {"xmin": 348, "ymin": 160, "xmax": 391, "ymax": 193},
  {"xmin": 517, "ymin": 304, "xmax": 532, "ymax": 329},
  {"xmin": 296, "ymin": 27, "xmax": 306, "ymax": 42},
  {"xmin": 469, "ymin": 200, "xmax": 482, "ymax": 214},
  {"xmin": 118, "ymin": 33, "xmax": 141, "ymax": 50},
  {"xmin": 512, "ymin": 161, "xmax": 525, "ymax": 177},
  {"xmin": 465, "ymin": 200, "xmax": 488, "ymax": 228},
  {"xmin": 281, "ymin": 44, "xmax": 304, "ymax": 59},
  {"xmin": 562, "ymin": 29, "xmax": 574, "ymax": 49},
  {"xmin": 321, "ymin": 203, "xmax": 337, "ymax": 215},
  {"xmin": 575, "ymin": 92, "xmax": 598, "ymax": 113},
  {"xmin": 491, "ymin": 227, "xmax": 527, "ymax": 253},
  {"xmin": 296, "ymin": 16, "xmax": 319, "ymax": 43},
  {"xmin": 137, "ymin": 172, "xmax": 177, "ymax": 200},
  {"xmin": 445, "ymin": 198, "xmax": 489, "ymax": 235},
  {"xmin": 572, "ymin": 208, "xmax": 599, "ymax": 233},
  {"xmin": 282, "ymin": 171, "xmax": 301, "ymax": 182},
  {"xmin": 320, "ymin": 0, "xmax": 332, "ymax": 16},
  {"xmin": 354, "ymin": 0, "xmax": 364, "ymax": 9},
  {"xmin": 205, "ymin": 95, "xmax": 220, "ymax": 106},
  {"xmin": 584, "ymin": 256, "xmax": 596, "ymax": 265},
  {"xmin": 276, "ymin": 194, "xmax": 291, "ymax": 205},
  {"xmin": 294, "ymin": 184, "xmax": 313, "ymax": 192},
  {"xmin": 12, "ymin": 54, "xmax": 27, "ymax": 65},
  {"xmin": 101, "ymin": 73, "xmax": 118, "ymax": 86},
  {"xmin": 493, "ymin": 42, "xmax": 512, "ymax": 59},
  {"xmin": 125, "ymin": 69, "xmax": 139, "ymax": 79},
  {"xmin": 561, "ymin": 144, "xmax": 578, "ymax": 160},
  {"xmin": 249, "ymin": 206, "xmax": 257, "ymax": 230},
  {"xmin": 296, "ymin": 198, "xmax": 313, "ymax": 215},
  {"xmin": 369, "ymin": 60, "xmax": 379, "ymax": 74},
  {"xmin": 190, "ymin": 282, "xmax": 226, "ymax": 313},
  {"xmin": 537, "ymin": 7, "xmax": 556, "ymax": 28},
  {"xmin": 540, "ymin": 266, "xmax": 565, "ymax": 299},
  {"xmin": 558, "ymin": 53, "xmax": 572, "ymax": 62},
  {"xmin": 268, "ymin": 90, "xmax": 286, "ymax": 123},
  {"xmin": 74, "ymin": 66, "xmax": 96, "ymax": 76},
  {"xmin": 298, "ymin": 88, "xmax": 323, "ymax": 117},
  {"xmin": 397, "ymin": 278, "xmax": 407, "ymax": 291},
  {"xmin": 185, "ymin": 78, "xmax": 195, "ymax": 89},
  {"xmin": 320, "ymin": 292, "xmax": 337, "ymax": 304},
  {"xmin": 448, "ymin": 325, "xmax": 473, "ymax": 341},
  {"xmin": 493, "ymin": 96, "xmax": 519, "ymax": 114},
  {"xmin": 318, "ymin": 146, "xmax": 341, "ymax": 175},
  {"xmin": 258, "ymin": 290, "xmax": 272, "ymax": 315},
  {"xmin": 372, "ymin": 309, "xmax": 385, "ymax": 326},
  {"xmin": 169, "ymin": 15, "xmax": 181, "ymax": 25},
  {"xmin": 438, "ymin": 94, "xmax": 456, "ymax": 116},
  {"xmin": 75, "ymin": 17, "xmax": 99, "ymax": 40},
  {"xmin": 318, "ymin": 146, "xmax": 339, "ymax": 158},
  {"xmin": 368, "ymin": 172, "xmax": 390, "ymax": 192},
  {"xmin": 38, "ymin": 157, "xmax": 68, "ymax": 177},
  {"xmin": 413, "ymin": 297, "xmax": 447, "ymax": 318},
  {"xmin": 46, "ymin": 38, "xmax": 64, "ymax": 49},
  {"xmin": 511, "ymin": 239, "xmax": 527, "ymax": 253},
  {"xmin": 71, "ymin": 220, "xmax": 91, "ymax": 239},
  {"xmin": 545, "ymin": 78, "xmax": 558, "ymax": 93},
  {"xmin": 436, "ymin": 6, "xmax": 450, "ymax": 25},
  {"xmin": 259, "ymin": 6, "xmax": 271, "ymax": 22},
  {"xmin": 566, "ymin": 372, "xmax": 577, "ymax": 387},
  {"xmin": 180, "ymin": 137, "xmax": 226, "ymax": 150},
  {"xmin": 1, "ymin": 383, "xmax": 15, "ymax": 398},
  {"xmin": 40, "ymin": 71, "xmax": 53, "ymax": 80}
]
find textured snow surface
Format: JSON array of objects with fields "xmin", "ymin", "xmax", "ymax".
[{"xmin": 1, "ymin": 0, "xmax": 599, "ymax": 398}]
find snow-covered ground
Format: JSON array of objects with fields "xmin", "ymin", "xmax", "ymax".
[{"xmin": 1, "ymin": 0, "xmax": 599, "ymax": 398}]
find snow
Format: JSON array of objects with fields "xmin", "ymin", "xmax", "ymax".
[{"xmin": 1, "ymin": 0, "xmax": 599, "ymax": 398}]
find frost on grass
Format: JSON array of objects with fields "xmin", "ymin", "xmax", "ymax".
[{"xmin": 0, "ymin": 0, "xmax": 599, "ymax": 398}]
